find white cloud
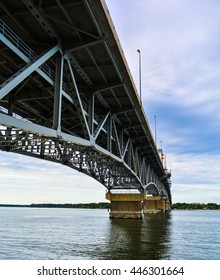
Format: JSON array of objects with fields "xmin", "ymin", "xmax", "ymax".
[
  {"xmin": 172, "ymin": 183, "xmax": 220, "ymax": 203},
  {"xmin": 170, "ymin": 153, "xmax": 220, "ymax": 183},
  {"xmin": 169, "ymin": 152, "xmax": 220, "ymax": 203}
]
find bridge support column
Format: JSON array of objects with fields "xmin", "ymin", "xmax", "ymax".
[
  {"xmin": 106, "ymin": 192, "xmax": 143, "ymax": 219},
  {"xmin": 143, "ymin": 195, "xmax": 168, "ymax": 214},
  {"xmin": 143, "ymin": 196, "xmax": 160, "ymax": 214},
  {"xmin": 158, "ymin": 196, "xmax": 166, "ymax": 211}
]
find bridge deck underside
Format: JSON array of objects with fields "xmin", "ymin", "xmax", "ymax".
[{"xmin": 0, "ymin": 0, "xmax": 171, "ymax": 205}]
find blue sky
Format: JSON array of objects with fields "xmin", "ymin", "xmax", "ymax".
[{"xmin": 0, "ymin": 0, "xmax": 220, "ymax": 204}]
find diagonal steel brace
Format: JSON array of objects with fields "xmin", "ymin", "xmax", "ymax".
[{"xmin": 0, "ymin": 45, "xmax": 59, "ymax": 100}]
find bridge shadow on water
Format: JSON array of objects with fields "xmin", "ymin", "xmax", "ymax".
[{"xmin": 99, "ymin": 212, "xmax": 172, "ymax": 260}]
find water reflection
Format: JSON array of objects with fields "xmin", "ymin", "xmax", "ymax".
[{"xmin": 101, "ymin": 212, "xmax": 172, "ymax": 260}]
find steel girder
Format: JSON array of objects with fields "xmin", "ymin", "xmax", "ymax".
[
  {"xmin": 0, "ymin": 127, "xmax": 170, "ymax": 197},
  {"xmin": 0, "ymin": 11, "xmax": 172, "ymax": 206}
]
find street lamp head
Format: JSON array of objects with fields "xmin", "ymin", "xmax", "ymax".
[{"xmin": 137, "ymin": 49, "xmax": 140, "ymax": 53}]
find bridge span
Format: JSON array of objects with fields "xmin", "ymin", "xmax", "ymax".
[{"xmin": 0, "ymin": 0, "xmax": 171, "ymax": 218}]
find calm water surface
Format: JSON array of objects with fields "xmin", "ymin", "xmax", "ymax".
[{"xmin": 0, "ymin": 208, "xmax": 219, "ymax": 260}]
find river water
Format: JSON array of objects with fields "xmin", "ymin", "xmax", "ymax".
[{"xmin": 0, "ymin": 208, "xmax": 219, "ymax": 260}]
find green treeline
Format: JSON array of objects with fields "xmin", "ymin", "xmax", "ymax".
[
  {"xmin": 0, "ymin": 202, "xmax": 219, "ymax": 210},
  {"xmin": 29, "ymin": 202, "xmax": 220, "ymax": 210},
  {"xmin": 172, "ymin": 203, "xmax": 220, "ymax": 210},
  {"xmin": 29, "ymin": 202, "xmax": 110, "ymax": 209}
]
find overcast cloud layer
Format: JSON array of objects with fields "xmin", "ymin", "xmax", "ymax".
[{"xmin": 0, "ymin": 0, "xmax": 219, "ymax": 204}]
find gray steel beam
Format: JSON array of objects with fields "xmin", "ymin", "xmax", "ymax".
[
  {"xmin": 112, "ymin": 107, "xmax": 135, "ymax": 115},
  {"xmin": 67, "ymin": 58, "xmax": 90, "ymax": 138},
  {"xmin": 0, "ymin": 4, "xmax": 31, "ymax": 40},
  {"xmin": 64, "ymin": 38, "xmax": 104, "ymax": 53},
  {"xmin": 94, "ymin": 111, "xmax": 110, "ymax": 140},
  {"xmin": 88, "ymin": 92, "xmax": 94, "ymax": 136},
  {"xmin": 0, "ymin": 45, "xmax": 59, "ymax": 100},
  {"xmin": 0, "ymin": 28, "xmax": 74, "ymax": 102},
  {"xmin": 124, "ymin": 124, "xmax": 142, "ymax": 130},
  {"xmin": 107, "ymin": 114, "xmax": 112, "ymax": 153},
  {"xmin": 46, "ymin": 5, "xmax": 99, "ymax": 39},
  {"xmin": 83, "ymin": 0, "xmax": 103, "ymax": 37},
  {"xmin": 53, "ymin": 53, "xmax": 64, "ymax": 132},
  {"xmin": 122, "ymin": 138, "xmax": 130, "ymax": 160},
  {"xmin": 86, "ymin": 48, "xmax": 108, "ymax": 84},
  {"xmin": 0, "ymin": 26, "xmax": 110, "ymax": 141},
  {"xmin": 112, "ymin": 118, "xmax": 122, "ymax": 157},
  {"xmin": 95, "ymin": 91, "xmax": 110, "ymax": 109},
  {"xmin": 93, "ymin": 81, "xmax": 123, "ymax": 92},
  {"xmin": 21, "ymin": 0, "xmax": 93, "ymax": 87},
  {"xmin": 0, "ymin": 114, "xmax": 90, "ymax": 146},
  {"xmin": 21, "ymin": 0, "xmax": 59, "ymax": 39}
]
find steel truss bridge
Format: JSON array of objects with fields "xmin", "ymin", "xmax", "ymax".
[{"xmin": 0, "ymin": 0, "xmax": 171, "ymax": 206}]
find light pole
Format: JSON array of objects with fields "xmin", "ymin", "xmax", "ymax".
[
  {"xmin": 160, "ymin": 140, "xmax": 164, "ymax": 167},
  {"xmin": 154, "ymin": 115, "xmax": 157, "ymax": 147},
  {"xmin": 137, "ymin": 49, "xmax": 142, "ymax": 106}
]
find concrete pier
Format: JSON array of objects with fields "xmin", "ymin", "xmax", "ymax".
[
  {"xmin": 143, "ymin": 196, "xmax": 161, "ymax": 214},
  {"xmin": 106, "ymin": 192, "xmax": 143, "ymax": 218},
  {"xmin": 143, "ymin": 195, "xmax": 170, "ymax": 214}
]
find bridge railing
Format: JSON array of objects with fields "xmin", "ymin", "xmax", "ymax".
[
  {"xmin": 0, "ymin": 20, "xmax": 64, "ymax": 93},
  {"xmin": 0, "ymin": 19, "xmax": 35, "ymax": 60}
]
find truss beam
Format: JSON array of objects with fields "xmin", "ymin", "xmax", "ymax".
[
  {"xmin": 0, "ymin": 3, "xmax": 172, "ymax": 206},
  {"xmin": 0, "ymin": 45, "xmax": 59, "ymax": 100}
]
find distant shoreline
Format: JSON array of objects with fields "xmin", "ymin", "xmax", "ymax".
[
  {"xmin": 0, "ymin": 202, "xmax": 219, "ymax": 210},
  {"xmin": 0, "ymin": 202, "xmax": 110, "ymax": 209}
]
